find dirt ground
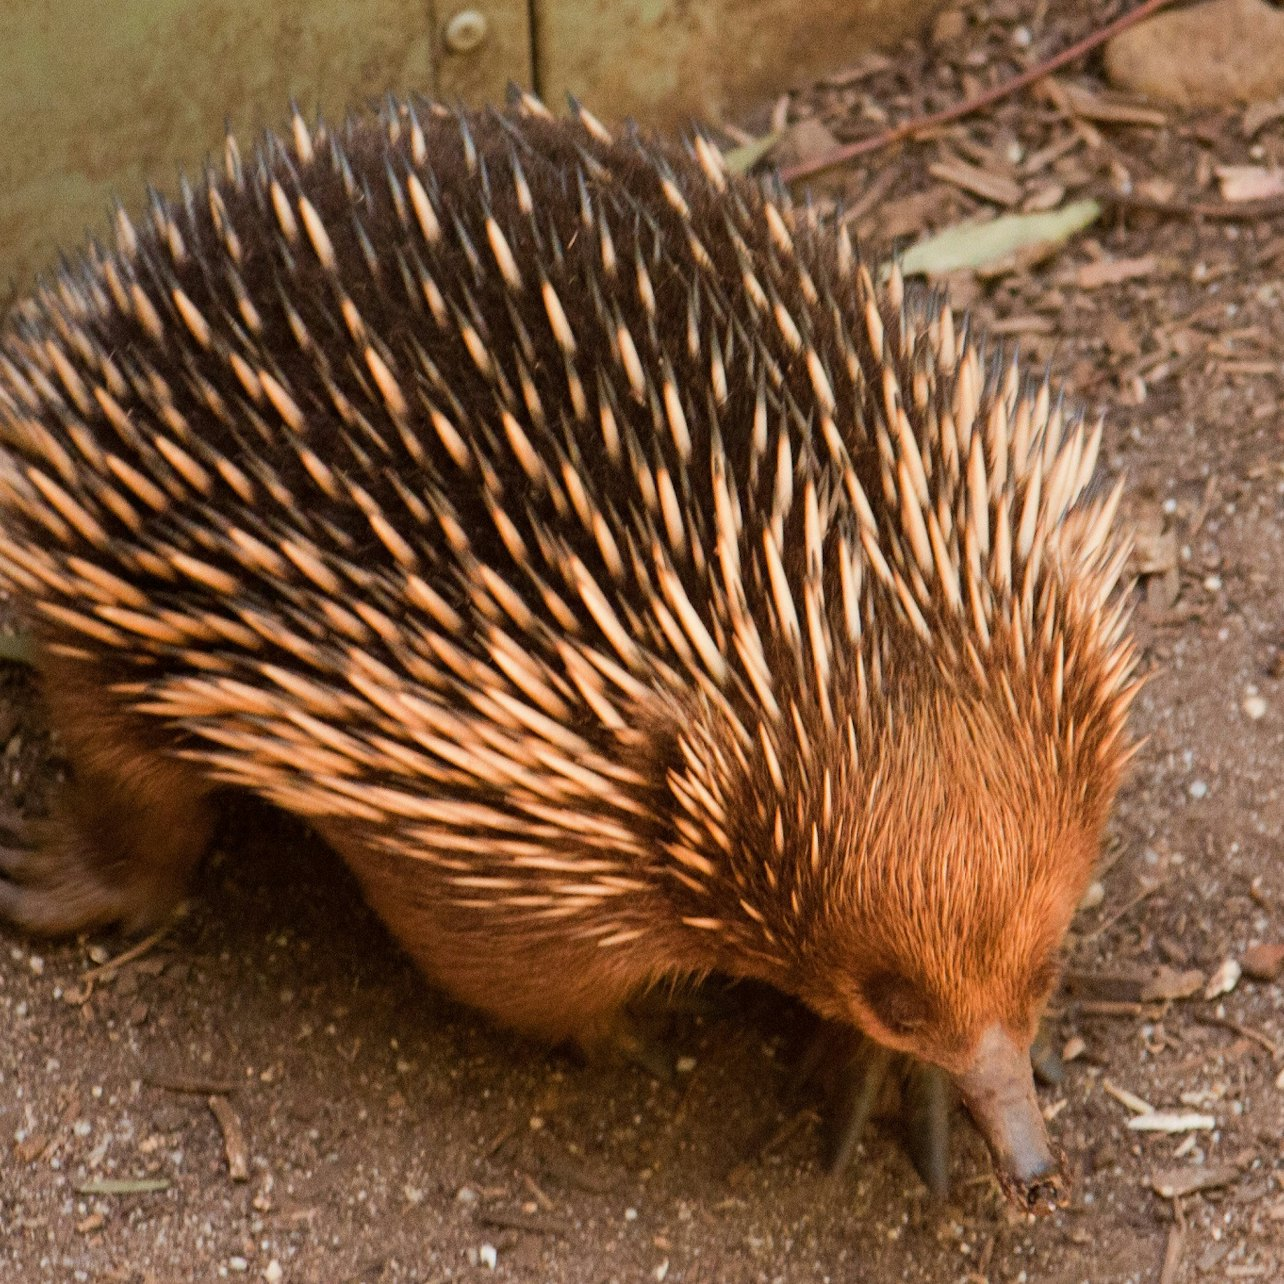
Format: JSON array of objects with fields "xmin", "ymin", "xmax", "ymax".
[{"xmin": 2, "ymin": 0, "xmax": 1283, "ymax": 1280}]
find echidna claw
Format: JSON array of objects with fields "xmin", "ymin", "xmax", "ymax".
[
  {"xmin": 901, "ymin": 1061, "xmax": 954, "ymax": 1198},
  {"xmin": 826, "ymin": 1041, "xmax": 892, "ymax": 1177},
  {"xmin": 819, "ymin": 1036, "xmax": 955, "ymax": 1198}
]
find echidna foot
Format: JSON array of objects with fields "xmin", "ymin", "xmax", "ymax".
[
  {"xmin": 0, "ymin": 811, "xmax": 162, "ymax": 936},
  {"xmin": 798, "ymin": 1023, "xmax": 955, "ymax": 1197},
  {"xmin": 567, "ymin": 1006, "xmax": 677, "ymax": 1081}
]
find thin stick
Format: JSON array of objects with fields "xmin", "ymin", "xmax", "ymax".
[
  {"xmin": 780, "ymin": 0, "xmax": 1179, "ymax": 183},
  {"xmin": 1101, "ymin": 188, "xmax": 1284, "ymax": 222},
  {"xmin": 1193, "ymin": 1013, "xmax": 1281, "ymax": 1061},
  {"xmin": 208, "ymin": 1094, "xmax": 249, "ymax": 1182},
  {"xmin": 81, "ymin": 926, "xmax": 169, "ymax": 984},
  {"xmin": 1158, "ymin": 1197, "xmax": 1186, "ymax": 1284}
]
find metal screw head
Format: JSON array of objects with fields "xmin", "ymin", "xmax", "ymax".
[{"xmin": 444, "ymin": 8, "xmax": 488, "ymax": 54}]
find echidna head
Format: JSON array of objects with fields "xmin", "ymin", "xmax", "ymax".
[
  {"xmin": 797, "ymin": 687, "xmax": 1106, "ymax": 1064},
  {"xmin": 656, "ymin": 469, "xmax": 1136, "ymax": 1208},
  {"xmin": 817, "ymin": 679, "xmax": 1115, "ymax": 1207},
  {"xmin": 661, "ymin": 653, "xmax": 1123, "ymax": 1209}
]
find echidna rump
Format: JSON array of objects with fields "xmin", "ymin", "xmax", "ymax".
[{"xmin": 0, "ymin": 93, "xmax": 1136, "ymax": 1210}]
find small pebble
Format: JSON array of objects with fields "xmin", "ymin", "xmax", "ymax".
[
  {"xmin": 1241, "ymin": 943, "xmax": 1284, "ymax": 981},
  {"xmin": 478, "ymin": 1243, "xmax": 498, "ymax": 1270},
  {"xmin": 931, "ymin": 9, "xmax": 967, "ymax": 44},
  {"xmin": 1243, "ymin": 694, "xmax": 1267, "ymax": 720},
  {"xmin": 228, "ymin": 1258, "xmax": 248, "ymax": 1275},
  {"xmin": 1204, "ymin": 958, "xmax": 1241, "ymax": 1000},
  {"xmin": 1188, "ymin": 779, "xmax": 1208, "ymax": 800},
  {"xmin": 1062, "ymin": 1036, "xmax": 1086, "ymax": 1062},
  {"xmin": 1079, "ymin": 880, "xmax": 1105, "ymax": 911},
  {"xmin": 675, "ymin": 1056, "xmax": 697, "ymax": 1074},
  {"xmin": 263, "ymin": 1264, "xmax": 283, "ymax": 1284}
]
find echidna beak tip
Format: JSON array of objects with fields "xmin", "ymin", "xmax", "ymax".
[{"xmin": 954, "ymin": 1024, "xmax": 1067, "ymax": 1216}]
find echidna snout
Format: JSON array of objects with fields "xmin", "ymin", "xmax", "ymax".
[{"xmin": 0, "ymin": 92, "xmax": 1137, "ymax": 1205}]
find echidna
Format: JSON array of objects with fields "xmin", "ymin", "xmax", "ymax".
[{"xmin": 0, "ymin": 92, "xmax": 1136, "ymax": 1211}]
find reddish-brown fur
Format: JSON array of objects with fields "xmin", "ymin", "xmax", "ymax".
[
  {"xmin": 18, "ymin": 652, "xmax": 706, "ymax": 1044},
  {"xmin": 0, "ymin": 96, "xmax": 1136, "ymax": 1201},
  {"xmin": 6, "ymin": 650, "xmax": 215, "ymax": 936}
]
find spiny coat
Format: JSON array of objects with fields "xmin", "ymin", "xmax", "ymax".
[{"xmin": 0, "ymin": 93, "xmax": 1136, "ymax": 1202}]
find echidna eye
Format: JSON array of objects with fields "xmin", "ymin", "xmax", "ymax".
[{"xmin": 860, "ymin": 970, "xmax": 931, "ymax": 1037}]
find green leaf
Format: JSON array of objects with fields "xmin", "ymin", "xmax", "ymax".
[
  {"xmin": 723, "ymin": 131, "xmax": 783, "ymax": 176},
  {"xmin": 896, "ymin": 199, "xmax": 1102, "ymax": 277}
]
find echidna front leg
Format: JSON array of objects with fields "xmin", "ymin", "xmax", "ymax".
[
  {"xmin": 806, "ymin": 1022, "xmax": 960, "ymax": 1191},
  {"xmin": 0, "ymin": 650, "xmax": 216, "ymax": 936},
  {"xmin": 819, "ymin": 1026, "xmax": 1062, "ymax": 1199}
]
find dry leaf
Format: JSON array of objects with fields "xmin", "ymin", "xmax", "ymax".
[
  {"xmin": 723, "ymin": 131, "xmax": 782, "ymax": 176},
  {"xmin": 1076, "ymin": 255, "xmax": 1159, "ymax": 290},
  {"xmin": 773, "ymin": 119, "xmax": 840, "ymax": 173},
  {"xmin": 1129, "ymin": 1112, "xmax": 1216, "ymax": 1133},
  {"xmin": 1048, "ymin": 80, "xmax": 1167, "ymax": 127},
  {"xmin": 928, "ymin": 158, "xmax": 1022, "ymax": 207},
  {"xmin": 1105, "ymin": 1080, "xmax": 1155, "ymax": 1115},
  {"xmin": 1141, "ymin": 967, "xmax": 1205, "ymax": 1002},
  {"xmin": 75, "ymin": 1177, "xmax": 171, "ymax": 1195},
  {"xmin": 1241, "ymin": 943, "xmax": 1284, "ymax": 981},
  {"xmin": 897, "ymin": 200, "xmax": 1100, "ymax": 277},
  {"xmin": 1216, "ymin": 165, "xmax": 1284, "ymax": 201},
  {"xmin": 1151, "ymin": 1164, "xmax": 1238, "ymax": 1199}
]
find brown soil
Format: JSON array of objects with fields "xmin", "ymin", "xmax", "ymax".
[{"xmin": 2, "ymin": 1, "xmax": 1282, "ymax": 1280}]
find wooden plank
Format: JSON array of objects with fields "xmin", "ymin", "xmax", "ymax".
[
  {"xmin": 534, "ymin": 0, "xmax": 941, "ymax": 128},
  {"xmin": 0, "ymin": 1, "xmax": 524, "ymax": 295},
  {"xmin": 434, "ymin": 2, "xmax": 533, "ymax": 104}
]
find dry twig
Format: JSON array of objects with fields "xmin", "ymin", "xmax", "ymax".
[
  {"xmin": 780, "ymin": 0, "xmax": 1180, "ymax": 182},
  {"xmin": 208, "ymin": 1094, "xmax": 250, "ymax": 1182}
]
